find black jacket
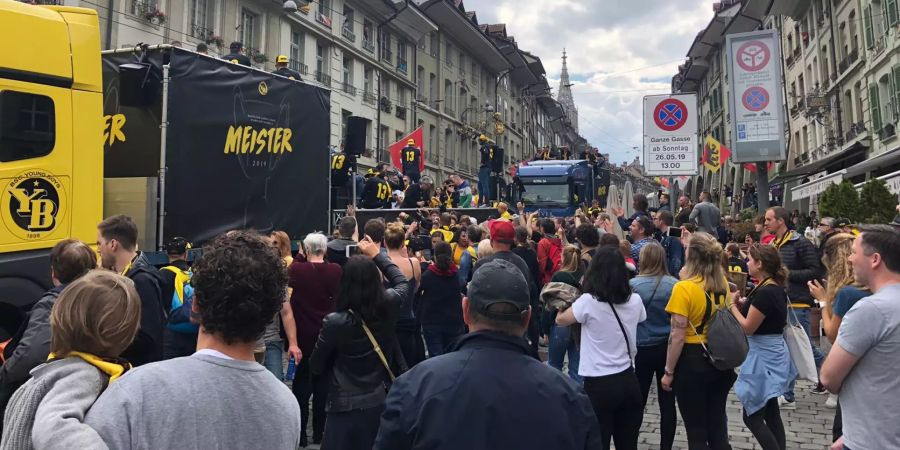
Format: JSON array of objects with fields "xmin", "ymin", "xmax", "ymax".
[
  {"xmin": 222, "ymin": 53, "xmax": 251, "ymax": 66},
  {"xmin": 325, "ymin": 238, "xmax": 356, "ymax": 267},
  {"xmin": 121, "ymin": 252, "xmax": 166, "ymax": 366},
  {"xmin": 310, "ymin": 254, "xmax": 409, "ymax": 412},
  {"xmin": 272, "ymin": 67, "xmax": 302, "ymax": 80},
  {"xmin": 776, "ymin": 231, "xmax": 824, "ymax": 306},
  {"xmin": 373, "ymin": 331, "xmax": 602, "ymax": 450}
]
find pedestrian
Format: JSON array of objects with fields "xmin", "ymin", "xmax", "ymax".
[
  {"xmin": 575, "ymin": 223, "xmax": 600, "ymax": 267},
  {"xmin": 817, "ymin": 217, "xmax": 839, "ymax": 257},
  {"xmin": 821, "ymin": 225, "xmax": 900, "ymax": 450},
  {"xmin": 85, "ymin": 231, "xmax": 302, "ymax": 449},
  {"xmin": 661, "ymin": 232, "xmax": 736, "ymax": 450},
  {"xmin": 629, "ymin": 242, "xmax": 678, "ymax": 450},
  {"xmin": 657, "ymin": 193, "xmax": 672, "ymax": 212},
  {"xmin": 689, "ymin": 191, "xmax": 721, "ymax": 235},
  {"xmin": 537, "ymin": 219, "xmax": 563, "ymax": 285},
  {"xmin": 675, "ymin": 196, "xmax": 692, "ymax": 228},
  {"xmin": 272, "ymin": 55, "xmax": 302, "ymax": 80},
  {"xmin": 613, "ymin": 193, "xmax": 650, "ymax": 231},
  {"xmin": 807, "ymin": 233, "xmax": 870, "ymax": 439},
  {"xmin": 417, "ymin": 241, "xmax": 465, "ymax": 357},
  {"xmin": 726, "ymin": 243, "xmax": 748, "ymax": 275},
  {"xmin": 765, "ymin": 206, "xmax": 826, "ymax": 403},
  {"xmin": 96, "ymin": 215, "xmax": 165, "ymax": 367},
  {"xmin": 385, "ymin": 222, "xmax": 425, "ymax": 367},
  {"xmin": 511, "ymin": 224, "xmax": 542, "ymax": 303},
  {"xmin": 728, "ymin": 244, "xmax": 795, "ymax": 450},
  {"xmin": 546, "ymin": 245, "xmax": 584, "ymax": 383},
  {"xmin": 375, "ymin": 259, "xmax": 602, "ymax": 450},
  {"xmin": 451, "ymin": 174, "xmax": 472, "ymax": 207},
  {"xmin": 399, "ymin": 139, "xmax": 422, "ymax": 184},
  {"xmin": 310, "ymin": 236, "xmax": 409, "ymax": 450},
  {"xmin": 195, "ymin": 42, "xmax": 208, "ymax": 54},
  {"xmin": 0, "ymin": 240, "xmax": 96, "ymax": 424},
  {"xmin": 221, "ymin": 41, "xmax": 251, "ymax": 66},
  {"xmin": 158, "ymin": 237, "xmax": 199, "ymax": 359},
  {"xmin": 360, "ymin": 168, "xmax": 392, "ymax": 209},
  {"xmin": 450, "ymin": 228, "xmax": 477, "ymax": 289},
  {"xmin": 654, "ymin": 211, "xmax": 684, "ymax": 278},
  {"xmin": 401, "ymin": 176, "xmax": 433, "ymax": 208},
  {"xmin": 556, "ymin": 246, "xmax": 646, "ymax": 450},
  {"xmin": 628, "ymin": 216, "xmax": 655, "ymax": 271},
  {"xmin": 254, "ymin": 231, "xmax": 302, "ymax": 380},
  {"xmin": 326, "ymin": 216, "xmax": 358, "ymax": 267},
  {"xmin": 290, "ymin": 232, "xmax": 341, "ymax": 447},
  {"xmin": 1, "ymin": 271, "xmax": 140, "ymax": 450}
]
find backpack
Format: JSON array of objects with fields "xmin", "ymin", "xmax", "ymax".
[
  {"xmin": 159, "ymin": 265, "xmax": 199, "ymax": 334},
  {"xmin": 691, "ymin": 291, "xmax": 748, "ymax": 371},
  {"xmin": 544, "ymin": 239, "xmax": 563, "ymax": 274}
]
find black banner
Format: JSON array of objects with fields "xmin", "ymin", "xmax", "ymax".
[
  {"xmin": 101, "ymin": 49, "xmax": 166, "ymax": 178},
  {"xmin": 596, "ymin": 167, "xmax": 611, "ymax": 208},
  {"xmin": 164, "ymin": 49, "xmax": 331, "ymax": 243}
]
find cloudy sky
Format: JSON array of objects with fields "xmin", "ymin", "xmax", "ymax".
[{"xmin": 462, "ymin": 0, "xmax": 715, "ymax": 166}]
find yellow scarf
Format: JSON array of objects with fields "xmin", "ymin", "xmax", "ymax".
[
  {"xmin": 772, "ymin": 230, "xmax": 792, "ymax": 249},
  {"xmin": 48, "ymin": 351, "xmax": 130, "ymax": 382}
]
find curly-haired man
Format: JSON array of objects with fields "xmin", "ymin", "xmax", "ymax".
[{"xmin": 86, "ymin": 231, "xmax": 302, "ymax": 449}]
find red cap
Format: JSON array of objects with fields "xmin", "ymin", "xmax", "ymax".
[{"xmin": 489, "ymin": 220, "xmax": 516, "ymax": 244}]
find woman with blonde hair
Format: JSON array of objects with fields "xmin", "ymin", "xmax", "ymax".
[
  {"xmin": 547, "ymin": 245, "xmax": 584, "ymax": 383},
  {"xmin": 630, "ymin": 242, "xmax": 678, "ymax": 450},
  {"xmin": 385, "ymin": 222, "xmax": 424, "ymax": 366},
  {"xmin": 661, "ymin": 232, "xmax": 736, "ymax": 450},
  {"xmin": 270, "ymin": 230, "xmax": 294, "ymax": 266},
  {"xmin": 807, "ymin": 233, "xmax": 869, "ymax": 441}
]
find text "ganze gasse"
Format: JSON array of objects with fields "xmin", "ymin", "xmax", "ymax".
[{"xmin": 224, "ymin": 125, "xmax": 294, "ymax": 155}]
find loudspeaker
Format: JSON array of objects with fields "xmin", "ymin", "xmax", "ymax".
[
  {"xmin": 345, "ymin": 116, "xmax": 370, "ymax": 156},
  {"xmin": 490, "ymin": 146, "xmax": 505, "ymax": 173}
]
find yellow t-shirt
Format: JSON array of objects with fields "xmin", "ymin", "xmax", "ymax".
[
  {"xmin": 451, "ymin": 243, "xmax": 477, "ymax": 266},
  {"xmin": 665, "ymin": 276, "xmax": 729, "ymax": 344},
  {"xmin": 500, "ymin": 211, "xmax": 512, "ymax": 220}
]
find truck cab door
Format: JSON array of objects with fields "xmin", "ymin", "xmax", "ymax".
[{"xmin": 0, "ymin": 81, "xmax": 74, "ymax": 253}]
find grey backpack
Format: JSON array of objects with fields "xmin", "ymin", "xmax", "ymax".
[{"xmin": 691, "ymin": 292, "xmax": 748, "ymax": 371}]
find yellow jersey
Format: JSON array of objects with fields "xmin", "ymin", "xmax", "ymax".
[{"xmin": 665, "ymin": 276, "xmax": 729, "ymax": 344}]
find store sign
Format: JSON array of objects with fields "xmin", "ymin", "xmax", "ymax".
[
  {"xmin": 791, "ymin": 171, "xmax": 844, "ymax": 200},
  {"xmin": 643, "ymin": 94, "xmax": 699, "ymax": 176},
  {"xmin": 726, "ymin": 29, "xmax": 786, "ymax": 163}
]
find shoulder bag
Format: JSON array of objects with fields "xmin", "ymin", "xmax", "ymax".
[{"xmin": 348, "ymin": 309, "xmax": 396, "ymax": 383}]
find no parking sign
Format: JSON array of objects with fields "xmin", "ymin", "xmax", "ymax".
[{"xmin": 643, "ymin": 94, "xmax": 698, "ymax": 176}]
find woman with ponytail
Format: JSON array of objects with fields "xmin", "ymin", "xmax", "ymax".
[
  {"xmin": 728, "ymin": 244, "xmax": 795, "ymax": 450},
  {"xmin": 416, "ymin": 241, "xmax": 465, "ymax": 357}
]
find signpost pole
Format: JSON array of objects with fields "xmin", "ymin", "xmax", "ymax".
[{"xmin": 756, "ymin": 162, "xmax": 770, "ymax": 211}]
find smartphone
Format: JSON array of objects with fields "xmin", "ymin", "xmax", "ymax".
[
  {"xmin": 667, "ymin": 227, "xmax": 683, "ymax": 238},
  {"xmin": 345, "ymin": 244, "xmax": 359, "ymax": 258}
]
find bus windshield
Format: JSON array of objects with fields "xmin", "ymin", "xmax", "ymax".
[{"xmin": 520, "ymin": 184, "xmax": 570, "ymax": 205}]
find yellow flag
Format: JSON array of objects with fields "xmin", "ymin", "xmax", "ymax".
[{"xmin": 702, "ymin": 135, "xmax": 730, "ymax": 174}]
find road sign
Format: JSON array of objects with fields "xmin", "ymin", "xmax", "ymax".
[
  {"xmin": 654, "ymin": 98, "xmax": 688, "ymax": 131},
  {"xmin": 742, "ymin": 87, "xmax": 769, "ymax": 112},
  {"xmin": 643, "ymin": 94, "xmax": 698, "ymax": 176},
  {"xmin": 726, "ymin": 29, "xmax": 786, "ymax": 163}
]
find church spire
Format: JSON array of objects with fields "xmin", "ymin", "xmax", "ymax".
[{"xmin": 557, "ymin": 49, "xmax": 578, "ymax": 133}]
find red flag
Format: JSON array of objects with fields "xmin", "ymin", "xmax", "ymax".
[
  {"xmin": 743, "ymin": 162, "xmax": 775, "ymax": 173},
  {"xmin": 389, "ymin": 126, "xmax": 425, "ymax": 172}
]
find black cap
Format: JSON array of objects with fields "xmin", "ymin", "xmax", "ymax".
[
  {"xmin": 165, "ymin": 237, "xmax": 190, "ymax": 255},
  {"xmin": 230, "ymin": 41, "xmax": 243, "ymax": 51},
  {"xmin": 835, "ymin": 217, "xmax": 852, "ymax": 228},
  {"xmin": 467, "ymin": 259, "xmax": 530, "ymax": 318}
]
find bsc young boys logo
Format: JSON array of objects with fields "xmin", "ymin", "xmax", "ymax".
[{"xmin": 2, "ymin": 170, "xmax": 67, "ymax": 240}]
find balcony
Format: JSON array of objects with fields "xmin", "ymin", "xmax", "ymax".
[
  {"xmin": 793, "ymin": 47, "xmax": 801, "ymax": 58},
  {"xmin": 875, "ymin": 36, "xmax": 886, "ymax": 54},
  {"xmin": 290, "ymin": 62, "xmax": 309, "ymax": 76},
  {"xmin": 844, "ymin": 121, "xmax": 866, "ymax": 142},
  {"xmin": 315, "ymin": 12, "xmax": 332, "ymax": 28},
  {"xmin": 363, "ymin": 91, "xmax": 377, "ymax": 105},
  {"xmin": 786, "ymin": 54, "xmax": 795, "ymax": 67},
  {"xmin": 341, "ymin": 27, "xmax": 355, "ymax": 42},
  {"xmin": 838, "ymin": 48, "xmax": 859, "ymax": 74},
  {"xmin": 381, "ymin": 48, "xmax": 393, "ymax": 63},
  {"xmin": 447, "ymin": 158, "xmax": 456, "ymax": 168},
  {"xmin": 315, "ymin": 71, "xmax": 332, "ymax": 87},
  {"xmin": 879, "ymin": 124, "xmax": 897, "ymax": 141},
  {"xmin": 379, "ymin": 97, "xmax": 393, "ymax": 113},
  {"xmin": 396, "ymin": 57, "xmax": 408, "ymax": 74},
  {"xmin": 362, "ymin": 37, "xmax": 375, "ymax": 53},
  {"xmin": 341, "ymin": 82, "xmax": 356, "ymax": 96},
  {"xmin": 190, "ymin": 24, "xmax": 213, "ymax": 40},
  {"xmin": 395, "ymin": 105, "xmax": 407, "ymax": 120}
]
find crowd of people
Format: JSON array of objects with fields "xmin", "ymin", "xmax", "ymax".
[{"xmin": 1, "ymin": 189, "xmax": 900, "ymax": 450}]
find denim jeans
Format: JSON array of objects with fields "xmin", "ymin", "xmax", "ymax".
[
  {"xmin": 784, "ymin": 307, "xmax": 825, "ymax": 402},
  {"xmin": 478, "ymin": 166, "xmax": 491, "ymax": 204},
  {"xmin": 548, "ymin": 325, "xmax": 582, "ymax": 384},
  {"xmin": 263, "ymin": 341, "xmax": 284, "ymax": 381},
  {"xmin": 423, "ymin": 324, "xmax": 465, "ymax": 358}
]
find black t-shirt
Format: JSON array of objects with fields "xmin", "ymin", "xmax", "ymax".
[
  {"xmin": 740, "ymin": 284, "xmax": 787, "ymax": 335},
  {"xmin": 401, "ymin": 146, "xmax": 421, "ymax": 174},
  {"xmin": 402, "ymin": 184, "xmax": 425, "ymax": 208},
  {"xmin": 331, "ymin": 153, "xmax": 355, "ymax": 186},
  {"xmin": 361, "ymin": 176, "xmax": 390, "ymax": 209},
  {"xmin": 727, "ymin": 256, "xmax": 748, "ymax": 274},
  {"xmin": 479, "ymin": 145, "xmax": 493, "ymax": 167},
  {"xmin": 222, "ymin": 53, "xmax": 251, "ymax": 66},
  {"xmin": 273, "ymin": 67, "xmax": 302, "ymax": 80}
]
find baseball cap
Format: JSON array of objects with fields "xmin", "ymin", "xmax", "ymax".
[
  {"xmin": 489, "ymin": 220, "xmax": 515, "ymax": 244},
  {"xmin": 467, "ymin": 259, "xmax": 530, "ymax": 318},
  {"xmin": 276, "ymin": 55, "xmax": 289, "ymax": 63},
  {"xmin": 407, "ymin": 138, "xmax": 415, "ymax": 145},
  {"xmin": 835, "ymin": 217, "xmax": 852, "ymax": 228},
  {"xmin": 165, "ymin": 237, "xmax": 190, "ymax": 255}
]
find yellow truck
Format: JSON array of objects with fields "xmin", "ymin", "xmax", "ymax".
[{"xmin": 0, "ymin": 0, "xmax": 331, "ymax": 340}]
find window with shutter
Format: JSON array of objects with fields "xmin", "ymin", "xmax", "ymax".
[
  {"xmin": 870, "ymin": 84, "xmax": 883, "ymax": 131},
  {"xmin": 893, "ymin": 66, "xmax": 900, "ymax": 119},
  {"xmin": 864, "ymin": 6, "xmax": 875, "ymax": 48},
  {"xmin": 888, "ymin": 0, "xmax": 899, "ymax": 27}
]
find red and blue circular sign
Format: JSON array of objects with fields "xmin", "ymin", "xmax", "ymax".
[
  {"xmin": 742, "ymin": 86, "xmax": 770, "ymax": 112},
  {"xmin": 736, "ymin": 41, "xmax": 771, "ymax": 72},
  {"xmin": 654, "ymin": 98, "xmax": 688, "ymax": 132}
]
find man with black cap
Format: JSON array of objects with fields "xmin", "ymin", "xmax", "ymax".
[
  {"xmin": 374, "ymin": 259, "xmax": 601, "ymax": 450},
  {"xmin": 272, "ymin": 55, "xmax": 302, "ymax": 80},
  {"xmin": 159, "ymin": 237, "xmax": 199, "ymax": 359},
  {"xmin": 222, "ymin": 41, "xmax": 251, "ymax": 66},
  {"xmin": 360, "ymin": 164, "xmax": 392, "ymax": 209}
]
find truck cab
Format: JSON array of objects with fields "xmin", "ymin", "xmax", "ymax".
[
  {"xmin": 0, "ymin": 0, "xmax": 103, "ymax": 337},
  {"xmin": 513, "ymin": 160, "xmax": 605, "ymax": 217}
]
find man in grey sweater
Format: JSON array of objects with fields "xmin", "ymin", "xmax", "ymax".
[
  {"xmin": 86, "ymin": 231, "xmax": 302, "ymax": 449},
  {"xmin": 689, "ymin": 191, "xmax": 721, "ymax": 235}
]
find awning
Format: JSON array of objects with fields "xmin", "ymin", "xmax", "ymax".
[
  {"xmin": 843, "ymin": 146, "xmax": 900, "ymax": 178},
  {"xmin": 790, "ymin": 170, "xmax": 845, "ymax": 200},
  {"xmin": 770, "ymin": 143, "xmax": 867, "ymax": 184}
]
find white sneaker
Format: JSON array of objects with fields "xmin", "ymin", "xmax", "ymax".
[
  {"xmin": 778, "ymin": 396, "xmax": 796, "ymax": 410},
  {"xmin": 825, "ymin": 394, "xmax": 838, "ymax": 409}
]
